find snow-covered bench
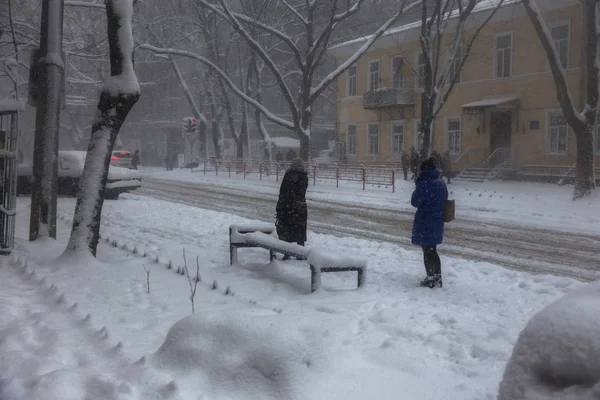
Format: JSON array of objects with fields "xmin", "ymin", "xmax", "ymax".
[{"xmin": 229, "ymin": 224, "xmax": 367, "ymax": 293}]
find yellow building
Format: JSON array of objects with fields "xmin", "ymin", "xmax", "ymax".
[{"xmin": 329, "ymin": 0, "xmax": 600, "ymax": 181}]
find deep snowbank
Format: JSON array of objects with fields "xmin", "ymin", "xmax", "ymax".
[
  {"xmin": 498, "ymin": 281, "xmax": 600, "ymax": 400},
  {"xmin": 151, "ymin": 309, "xmax": 329, "ymax": 400}
]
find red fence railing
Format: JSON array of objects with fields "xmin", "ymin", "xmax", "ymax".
[{"xmin": 193, "ymin": 160, "xmax": 396, "ymax": 192}]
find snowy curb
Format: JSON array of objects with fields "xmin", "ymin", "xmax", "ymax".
[{"xmin": 56, "ymin": 213, "xmax": 278, "ymax": 313}]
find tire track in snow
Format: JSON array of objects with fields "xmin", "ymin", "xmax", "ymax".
[{"xmin": 133, "ymin": 178, "xmax": 600, "ymax": 281}]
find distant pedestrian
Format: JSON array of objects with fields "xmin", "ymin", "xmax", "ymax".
[
  {"xmin": 276, "ymin": 151, "xmax": 284, "ymax": 163},
  {"xmin": 401, "ymin": 152, "xmax": 410, "ymax": 180},
  {"xmin": 443, "ymin": 151, "xmax": 452, "ymax": 184},
  {"xmin": 411, "ymin": 157, "xmax": 448, "ymax": 288},
  {"xmin": 410, "ymin": 147, "xmax": 419, "ymax": 180},
  {"xmin": 131, "ymin": 149, "xmax": 141, "ymax": 170},
  {"xmin": 285, "ymin": 149, "xmax": 297, "ymax": 162},
  {"xmin": 275, "ymin": 158, "xmax": 309, "ymax": 260},
  {"xmin": 165, "ymin": 154, "xmax": 173, "ymax": 171},
  {"xmin": 431, "ymin": 149, "xmax": 443, "ymax": 171}
]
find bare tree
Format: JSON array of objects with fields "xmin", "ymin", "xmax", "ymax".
[
  {"xmin": 144, "ymin": 0, "xmax": 420, "ymax": 160},
  {"xmin": 66, "ymin": 0, "xmax": 140, "ymax": 256},
  {"xmin": 414, "ymin": 0, "xmax": 505, "ymax": 161},
  {"xmin": 522, "ymin": 0, "xmax": 597, "ymax": 199},
  {"xmin": 135, "ymin": 1, "xmax": 214, "ymax": 157}
]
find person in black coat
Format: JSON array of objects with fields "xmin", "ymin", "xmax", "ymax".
[
  {"xmin": 410, "ymin": 147, "xmax": 419, "ymax": 180},
  {"xmin": 276, "ymin": 158, "xmax": 309, "ymax": 259},
  {"xmin": 401, "ymin": 152, "xmax": 410, "ymax": 180},
  {"xmin": 131, "ymin": 149, "xmax": 141, "ymax": 170}
]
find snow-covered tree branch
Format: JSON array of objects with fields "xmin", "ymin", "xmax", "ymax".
[
  {"xmin": 139, "ymin": 43, "xmax": 295, "ymax": 130},
  {"xmin": 191, "ymin": 0, "xmax": 419, "ymax": 160},
  {"xmin": 415, "ymin": 0, "xmax": 505, "ymax": 161}
]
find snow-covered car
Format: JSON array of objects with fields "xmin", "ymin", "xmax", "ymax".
[
  {"xmin": 110, "ymin": 150, "xmax": 134, "ymax": 168},
  {"xmin": 17, "ymin": 150, "xmax": 142, "ymax": 200}
]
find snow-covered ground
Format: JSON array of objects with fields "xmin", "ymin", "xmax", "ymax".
[
  {"xmin": 0, "ymin": 195, "xmax": 588, "ymax": 400},
  {"xmin": 142, "ymin": 167, "xmax": 600, "ymax": 235}
]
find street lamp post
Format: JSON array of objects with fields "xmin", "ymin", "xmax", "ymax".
[{"xmin": 29, "ymin": 0, "xmax": 65, "ymax": 241}]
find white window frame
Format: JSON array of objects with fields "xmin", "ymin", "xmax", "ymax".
[
  {"xmin": 367, "ymin": 122, "xmax": 380, "ymax": 155},
  {"xmin": 416, "ymin": 52, "xmax": 426, "ymax": 89},
  {"xmin": 347, "ymin": 65, "xmax": 357, "ymax": 97},
  {"xmin": 391, "ymin": 120, "xmax": 405, "ymax": 155},
  {"xmin": 494, "ymin": 31, "xmax": 513, "ymax": 79},
  {"xmin": 549, "ymin": 20, "xmax": 570, "ymax": 69},
  {"xmin": 445, "ymin": 116, "xmax": 462, "ymax": 155},
  {"xmin": 391, "ymin": 55, "xmax": 405, "ymax": 88},
  {"xmin": 368, "ymin": 60, "xmax": 380, "ymax": 91},
  {"xmin": 346, "ymin": 124, "xmax": 357, "ymax": 155},
  {"xmin": 413, "ymin": 119, "xmax": 424, "ymax": 151},
  {"xmin": 546, "ymin": 109, "xmax": 569, "ymax": 155},
  {"xmin": 448, "ymin": 43, "xmax": 462, "ymax": 84}
]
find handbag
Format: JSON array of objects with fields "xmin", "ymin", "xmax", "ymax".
[{"xmin": 443, "ymin": 199, "xmax": 455, "ymax": 223}]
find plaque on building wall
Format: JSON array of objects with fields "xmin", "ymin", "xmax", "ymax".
[{"xmin": 529, "ymin": 120, "xmax": 540, "ymax": 130}]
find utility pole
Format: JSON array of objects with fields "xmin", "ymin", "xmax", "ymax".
[{"xmin": 29, "ymin": 0, "xmax": 64, "ymax": 241}]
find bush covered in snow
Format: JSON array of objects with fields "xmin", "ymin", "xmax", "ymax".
[
  {"xmin": 151, "ymin": 308, "xmax": 328, "ymax": 400},
  {"xmin": 498, "ymin": 281, "xmax": 600, "ymax": 400}
]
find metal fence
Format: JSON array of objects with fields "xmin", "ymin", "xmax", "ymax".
[{"xmin": 192, "ymin": 160, "xmax": 397, "ymax": 192}]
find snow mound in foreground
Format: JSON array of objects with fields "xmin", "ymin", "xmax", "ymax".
[
  {"xmin": 151, "ymin": 308, "xmax": 329, "ymax": 400},
  {"xmin": 498, "ymin": 281, "xmax": 600, "ymax": 400}
]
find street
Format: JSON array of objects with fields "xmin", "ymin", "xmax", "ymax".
[{"xmin": 136, "ymin": 178, "xmax": 600, "ymax": 281}]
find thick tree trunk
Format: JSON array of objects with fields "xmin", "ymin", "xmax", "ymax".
[
  {"xmin": 298, "ymin": 108, "xmax": 311, "ymax": 161},
  {"xmin": 211, "ymin": 120, "xmax": 222, "ymax": 159},
  {"xmin": 67, "ymin": 92, "xmax": 138, "ymax": 255},
  {"xmin": 66, "ymin": 0, "xmax": 140, "ymax": 256},
  {"xmin": 573, "ymin": 123, "xmax": 596, "ymax": 199},
  {"xmin": 298, "ymin": 133, "xmax": 310, "ymax": 161}
]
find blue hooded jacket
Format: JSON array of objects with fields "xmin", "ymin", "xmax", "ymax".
[{"xmin": 411, "ymin": 169, "xmax": 448, "ymax": 246}]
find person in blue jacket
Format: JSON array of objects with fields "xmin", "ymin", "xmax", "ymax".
[{"xmin": 411, "ymin": 157, "xmax": 448, "ymax": 288}]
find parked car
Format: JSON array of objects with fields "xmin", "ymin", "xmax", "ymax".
[
  {"xmin": 17, "ymin": 150, "xmax": 142, "ymax": 200},
  {"xmin": 110, "ymin": 150, "xmax": 134, "ymax": 168}
]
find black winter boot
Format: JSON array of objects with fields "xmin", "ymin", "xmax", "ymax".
[{"xmin": 420, "ymin": 275, "xmax": 436, "ymax": 288}]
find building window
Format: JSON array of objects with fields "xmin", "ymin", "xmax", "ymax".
[
  {"xmin": 449, "ymin": 44, "xmax": 462, "ymax": 83},
  {"xmin": 447, "ymin": 117, "xmax": 461, "ymax": 154},
  {"xmin": 417, "ymin": 53, "xmax": 426, "ymax": 88},
  {"xmin": 414, "ymin": 119, "xmax": 424, "ymax": 151},
  {"xmin": 368, "ymin": 123, "xmax": 379, "ymax": 154},
  {"xmin": 391, "ymin": 120, "xmax": 404, "ymax": 155},
  {"xmin": 548, "ymin": 111, "xmax": 568, "ymax": 154},
  {"xmin": 347, "ymin": 124, "xmax": 357, "ymax": 155},
  {"xmin": 495, "ymin": 33, "xmax": 512, "ymax": 78},
  {"xmin": 391, "ymin": 56, "xmax": 405, "ymax": 88},
  {"xmin": 347, "ymin": 65, "xmax": 357, "ymax": 97},
  {"xmin": 551, "ymin": 22, "xmax": 569, "ymax": 68},
  {"xmin": 368, "ymin": 60, "xmax": 380, "ymax": 91}
]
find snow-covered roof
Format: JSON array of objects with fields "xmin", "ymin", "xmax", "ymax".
[
  {"xmin": 0, "ymin": 99, "xmax": 25, "ymax": 114},
  {"xmin": 270, "ymin": 137, "xmax": 300, "ymax": 149},
  {"xmin": 327, "ymin": 0, "xmax": 576, "ymax": 56},
  {"xmin": 462, "ymin": 96, "xmax": 519, "ymax": 109}
]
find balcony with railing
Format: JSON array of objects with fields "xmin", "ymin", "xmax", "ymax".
[{"xmin": 362, "ymin": 86, "xmax": 415, "ymax": 110}]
